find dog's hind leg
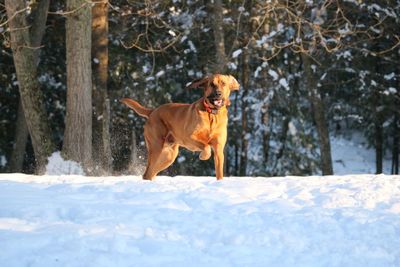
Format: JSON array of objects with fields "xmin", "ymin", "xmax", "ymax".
[{"xmin": 143, "ymin": 144, "xmax": 179, "ymax": 180}]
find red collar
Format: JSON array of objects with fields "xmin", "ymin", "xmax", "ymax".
[{"xmin": 203, "ymin": 99, "xmax": 219, "ymax": 115}]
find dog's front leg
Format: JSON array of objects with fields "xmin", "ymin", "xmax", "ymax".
[
  {"xmin": 199, "ymin": 145, "xmax": 211, "ymax": 160},
  {"xmin": 189, "ymin": 137, "xmax": 211, "ymax": 160},
  {"xmin": 212, "ymin": 143, "xmax": 225, "ymax": 180}
]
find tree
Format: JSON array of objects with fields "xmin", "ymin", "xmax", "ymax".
[
  {"xmin": 5, "ymin": 0, "xmax": 55, "ymax": 174},
  {"xmin": 63, "ymin": 0, "xmax": 93, "ymax": 171},
  {"xmin": 211, "ymin": 0, "xmax": 227, "ymax": 73},
  {"xmin": 2, "ymin": 0, "xmax": 399, "ymax": 176},
  {"xmin": 302, "ymin": 54, "xmax": 333, "ymax": 175},
  {"xmin": 8, "ymin": 100, "xmax": 28, "ymax": 172},
  {"xmin": 238, "ymin": 0, "xmax": 255, "ymax": 176},
  {"xmin": 92, "ymin": 0, "xmax": 112, "ymax": 174}
]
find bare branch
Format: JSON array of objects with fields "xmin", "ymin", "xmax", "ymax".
[
  {"xmin": 0, "ymin": 6, "xmax": 28, "ymax": 28},
  {"xmin": 48, "ymin": 0, "xmax": 108, "ymax": 16}
]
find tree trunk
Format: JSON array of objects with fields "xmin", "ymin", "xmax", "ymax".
[
  {"xmin": 233, "ymin": 92, "xmax": 240, "ymax": 176},
  {"xmin": 9, "ymin": 100, "xmax": 28, "ymax": 172},
  {"xmin": 5, "ymin": 0, "xmax": 55, "ymax": 174},
  {"xmin": 102, "ymin": 99, "xmax": 113, "ymax": 169},
  {"xmin": 92, "ymin": 0, "xmax": 112, "ymax": 174},
  {"xmin": 63, "ymin": 0, "xmax": 93, "ymax": 171},
  {"xmin": 30, "ymin": 0, "xmax": 50, "ymax": 63},
  {"xmin": 371, "ymin": 72, "xmax": 383, "ymax": 174},
  {"xmin": 375, "ymin": 121, "xmax": 383, "ymax": 174},
  {"xmin": 302, "ymin": 55, "xmax": 333, "ymax": 175},
  {"xmin": 261, "ymin": 105, "xmax": 271, "ymax": 164},
  {"xmin": 239, "ymin": 47, "xmax": 250, "ymax": 176},
  {"xmin": 261, "ymin": 7, "xmax": 271, "ymax": 170},
  {"xmin": 211, "ymin": 0, "xmax": 226, "ymax": 73},
  {"xmin": 276, "ymin": 116, "xmax": 290, "ymax": 161},
  {"xmin": 392, "ymin": 114, "xmax": 399, "ymax": 174},
  {"xmin": 393, "ymin": 57, "xmax": 400, "ymax": 174}
]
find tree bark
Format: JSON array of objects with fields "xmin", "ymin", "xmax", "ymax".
[
  {"xmin": 211, "ymin": 0, "xmax": 226, "ymax": 73},
  {"xmin": 9, "ymin": 100, "xmax": 28, "ymax": 172},
  {"xmin": 30, "ymin": 0, "xmax": 50, "ymax": 63},
  {"xmin": 260, "ymin": 7, "xmax": 272, "ymax": 170},
  {"xmin": 63, "ymin": 0, "xmax": 93, "ymax": 171},
  {"xmin": 233, "ymin": 92, "xmax": 240, "ymax": 176},
  {"xmin": 302, "ymin": 55, "xmax": 333, "ymax": 175},
  {"xmin": 239, "ymin": 47, "xmax": 250, "ymax": 176},
  {"xmin": 5, "ymin": 0, "xmax": 55, "ymax": 174},
  {"xmin": 261, "ymin": 104, "xmax": 271, "ymax": 164},
  {"xmin": 92, "ymin": 0, "xmax": 112, "ymax": 174},
  {"xmin": 392, "ymin": 114, "xmax": 399, "ymax": 174},
  {"xmin": 375, "ymin": 121, "xmax": 383, "ymax": 174}
]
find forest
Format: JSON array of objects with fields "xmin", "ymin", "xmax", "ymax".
[{"xmin": 0, "ymin": 0, "xmax": 399, "ymax": 177}]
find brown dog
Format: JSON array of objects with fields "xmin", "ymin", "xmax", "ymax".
[{"xmin": 121, "ymin": 74, "xmax": 240, "ymax": 180}]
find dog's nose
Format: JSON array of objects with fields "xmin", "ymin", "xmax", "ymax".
[{"xmin": 215, "ymin": 91, "xmax": 222, "ymax": 98}]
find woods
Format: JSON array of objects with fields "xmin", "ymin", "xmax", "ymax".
[{"xmin": 0, "ymin": 0, "xmax": 399, "ymax": 176}]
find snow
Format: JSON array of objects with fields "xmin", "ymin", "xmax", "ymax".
[
  {"xmin": 384, "ymin": 72, "xmax": 395, "ymax": 80},
  {"xmin": 156, "ymin": 70, "xmax": 165, "ymax": 78},
  {"xmin": 168, "ymin": 30, "xmax": 176, "ymax": 37},
  {"xmin": 331, "ymin": 134, "xmax": 392, "ymax": 175},
  {"xmin": 288, "ymin": 121, "xmax": 297, "ymax": 136},
  {"xmin": 45, "ymin": 152, "xmax": 84, "ymax": 176},
  {"xmin": 384, "ymin": 87, "xmax": 397, "ymax": 95},
  {"xmin": 254, "ymin": 66, "xmax": 262, "ymax": 78},
  {"xmin": 187, "ymin": 40, "xmax": 197, "ymax": 52},
  {"xmin": 1, "ymin": 133, "xmax": 399, "ymax": 266},
  {"xmin": 279, "ymin": 77, "xmax": 290, "ymax": 90},
  {"xmin": 268, "ymin": 69, "xmax": 279, "ymax": 81},
  {"xmin": 232, "ymin": 49, "xmax": 242, "ymax": 58},
  {"xmin": 1, "ymin": 173, "xmax": 400, "ymax": 267},
  {"xmin": 0, "ymin": 155, "xmax": 7, "ymax": 167}
]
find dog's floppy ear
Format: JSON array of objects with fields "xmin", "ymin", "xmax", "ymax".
[
  {"xmin": 185, "ymin": 76, "xmax": 209, "ymax": 89},
  {"xmin": 228, "ymin": 75, "xmax": 240, "ymax": 91}
]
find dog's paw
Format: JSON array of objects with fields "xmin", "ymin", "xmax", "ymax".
[{"xmin": 199, "ymin": 146, "xmax": 211, "ymax": 160}]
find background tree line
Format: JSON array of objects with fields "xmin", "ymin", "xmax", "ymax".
[{"xmin": 0, "ymin": 0, "xmax": 399, "ymax": 176}]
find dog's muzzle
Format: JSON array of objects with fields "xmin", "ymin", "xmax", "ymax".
[{"xmin": 208, "ymin": 91, "xmax": 224, "ymax": 109}]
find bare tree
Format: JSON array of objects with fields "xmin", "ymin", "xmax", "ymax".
[
  {"xmin": 63, "ymin": 0, "xmax": 93, "ymax": 171},
  {"xmin": 5, "ymin": 0, "xmax": 54, "ymax": 174}
]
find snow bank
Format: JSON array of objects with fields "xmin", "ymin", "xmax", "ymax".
[
  {"xmin": 45, "ymin": 152, "xmax": 84, "ymax": 175},
  {"xmin": 1, "ymin": 174, "xmax": 399, "ymax": 267}
]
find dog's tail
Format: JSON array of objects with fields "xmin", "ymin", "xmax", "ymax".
[{"xmin": 121, "ymin": 98, "xmax": 153, "ymax": 119}]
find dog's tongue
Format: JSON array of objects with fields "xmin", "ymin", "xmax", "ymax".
[{"xmin": 213, "ymin": 99, "xmax": 223, "ymax": 107}]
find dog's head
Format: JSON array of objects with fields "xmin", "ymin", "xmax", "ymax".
[{"xmin": 186, "ymin": 74, "xmax": 240, "ymax": 109}]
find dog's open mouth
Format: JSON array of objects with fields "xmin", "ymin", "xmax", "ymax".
[{"xmin": 213, "ymin": 99, "xmax": 223, "ymax": 107}]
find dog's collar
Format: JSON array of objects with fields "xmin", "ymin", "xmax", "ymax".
[{"xmin": 203, "ymin": 99, "xmax": 219, "ymax": 115}]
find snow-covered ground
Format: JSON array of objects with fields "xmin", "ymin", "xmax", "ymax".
[
  {"xmin": 331, "ymin": 134, "xmax": 392, "ymax": 175},
  {"xmin": 1, "ymin": 133, "xmax": 399, "ymax": 266},
  {"xmin": 1, "ymin": 173, "xmax": 400, "ymax": 267}
]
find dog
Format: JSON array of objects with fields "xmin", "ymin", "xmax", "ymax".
[{"xmin": 121, "ymin": 74, "xmax": 240, "ymax": 180}]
